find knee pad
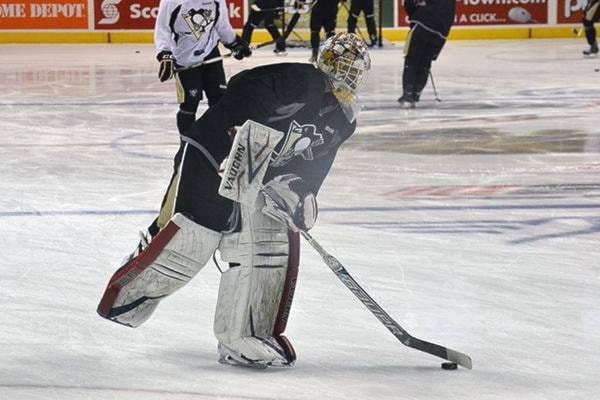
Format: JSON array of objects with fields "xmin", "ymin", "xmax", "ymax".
[
  {"xmin": 213, "ymin": 204, "xmax": 299, "ymax": 367},
  {"xmin": 97, "ymin": 213, "xmax": 222, "ymax": 327}
]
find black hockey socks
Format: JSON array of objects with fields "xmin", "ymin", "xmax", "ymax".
[
  {"xmin": 399, "ymin": 65, "xmax": 418, "ymax": 107},
  {"xmin": 414, "ymin": 67, "xmax": 430, "ymax": 102},
  {"xmin": 177, "ymin": 109, "xmax": 196, "ymax": 135},
  {"xmin": 347, "ymin": 15, "xmax": 358, "ymax": 34},
  {"xmin": 584, "ymin": 23, "xmax": 596, "ymax": 46},
  {"xmin": 241, "ymin": 23, "xmax": 254, "ymax": 45},
  {"xmin": 366, "ymin": 16, "xmax": 377, "ymax": 47},
  {"xmin": 310, "ymin": 31, "xmax": 320, "ymax": 61}
]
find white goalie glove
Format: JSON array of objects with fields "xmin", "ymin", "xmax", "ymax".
[{"xmin": 261, "ymin": 174, "xmax": 318, "ymax": 232}]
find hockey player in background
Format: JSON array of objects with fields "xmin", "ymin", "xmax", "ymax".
[
  {"xmin": 398, "ymin": 0, "xmax": 455, "ymax": 108},
  {"xmin": 582, "ymin": 0, "xmax": 600, "ymax": 55},
  {"xmin": 309, "ymin": 0, "xmax": 343, "ymax": 62},
  {"xmin": 97, "ymin": 33, "xmax": 371, "ymax": 369},
  {"xmin": 242, "ymin": 0, "xmax": 287, "ymax": 55},
  {"xmin": 347, "ymin": 0, "xmax": 378, "ymax": 47},
  {"xmin": 154, "ymin": 0, "xmax": 252, "ymax": 135}
]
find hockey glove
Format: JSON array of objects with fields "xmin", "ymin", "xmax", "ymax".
[
  {"xmin": 157, "ymin": 51, "xmax": 174, "ymax": 82},
  {"xmin": 225, "ymin": 36, "xmax": 252, "ymax": 60},
  {"xmin": 261, "ymin": 174, "xmax": 318, "ymax": 232}
]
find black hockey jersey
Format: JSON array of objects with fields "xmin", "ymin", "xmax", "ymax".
[
  {"xmin": 410, "ymin": 0, "xmax": 455, "ymax": 37},
  {"xmin": 312, "ymin": 0, "xmax": 342, "ymax": 17},
  {"xmin": 186, "ymin": 63, "xmax": 357, "ymax": 195}
]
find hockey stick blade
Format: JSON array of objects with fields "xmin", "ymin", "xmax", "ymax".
[{"xmin": 301, "ymin": 230, "xmax": 472, "ymax": 369}]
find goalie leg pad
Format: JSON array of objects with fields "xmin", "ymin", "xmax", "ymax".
[
  {"xmin": 213, "ymin": 205, "xmax": 299, "ymax": 368},
  {"xmin": 97, "ymin": 213, "xmax": 221, "ymax": 327}
]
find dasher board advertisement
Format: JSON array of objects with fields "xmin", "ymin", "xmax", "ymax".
[{"xmin": 0, "ymin": 0, "xmax": 89, "ymax": 29}]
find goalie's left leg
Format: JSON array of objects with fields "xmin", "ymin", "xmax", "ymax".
[
  {"xmin": 97, "ymin": 213, "xmax": 221, "ymax": 327},
  {"xmin": 213, "ymin": 203, "xmax": 299, "ymax": 368}
]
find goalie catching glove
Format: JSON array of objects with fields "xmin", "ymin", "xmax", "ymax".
[{"xmin": 261, "ymin": 174, "xmax": 318, "ymax": 232}]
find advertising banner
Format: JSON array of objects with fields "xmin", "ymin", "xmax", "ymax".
[
  {"xmin": 557, "ymin": 0, "xmax": 588, "ymax": 23},
  {"xmin": 228, "ymin": 0, "xmax": 244, "ymax": 29},
  {"xmin": 0, "ymin": 0, "xmax": 88, "ymax": 29},
  {"xmin": 94, "ymin": 0, "xmax": 158, "ymax": 29},
  {"xmin": 397, "ymin": 0, "xmax": 548, "ymax": 27},
  {"xmin": 93, "ymin": 0, "xmax": 245, "ymax": 30}
]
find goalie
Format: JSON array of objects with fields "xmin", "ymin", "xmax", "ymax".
[{"xmin": 97, "ymin": 33, "xmax": 371, "ymax": 369}]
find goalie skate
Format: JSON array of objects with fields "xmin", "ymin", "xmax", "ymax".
[{"xmin": 217, "ymin": 338, "xmax": 294, "ymax": 369}]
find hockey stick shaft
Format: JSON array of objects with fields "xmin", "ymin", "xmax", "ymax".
[
  {"xmin": 251, "ymin": 0, "xmax": 313, "ymax": 14},
  {"xmin": 429, "ymin": 70, "xmax": 442, "ymax": 102},
  {"xmin": 300, "ymin": 230, "xmax": 472, "ymax": 369}
]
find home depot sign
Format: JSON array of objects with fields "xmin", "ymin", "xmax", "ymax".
[{"xmin": 0, "ymin": 0, "xmax": 88, "ymax": 29}]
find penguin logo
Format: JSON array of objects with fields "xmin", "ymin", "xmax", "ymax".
[{"xmin": 183, "ymin": 8, "xmax": 214, "ymax": 40}]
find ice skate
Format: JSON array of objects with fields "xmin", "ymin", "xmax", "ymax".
[
  {"xmin": 398, "ymin": 92, "xmax": 417, "ymax": 109},
  {"xmin": 583, "ymin": 42, "xmax": 599, "ymax": 56}
]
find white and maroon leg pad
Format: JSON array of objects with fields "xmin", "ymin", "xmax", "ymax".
[
  {"xmin": 213, "ymin": 204, "xmax": 299, "ymax": 367},
  {"xmin": 97, "ymin": 213, "xmax": 221, "ymax": 327}
]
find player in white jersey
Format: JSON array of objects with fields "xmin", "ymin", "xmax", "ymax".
[{"xmin": 154, "ymin": 0, "xmax": 252, "ymax": 135}]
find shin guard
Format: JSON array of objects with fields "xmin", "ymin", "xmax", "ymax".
[
  {"xmin": 213, "ymin": 204, "xmax": 299, "ymax": 367},
  {"xmin": 97, "ymin": 213, "xmax": 221, "ymax": 327}
]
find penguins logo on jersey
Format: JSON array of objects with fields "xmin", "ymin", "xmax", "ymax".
[
  {"xmin": 183, "ymin": 8, "xmax": 214, "ymax": 40},
  {"xmin": 271, "ymin": 121, "xmax": 325, "ymax": 167}
]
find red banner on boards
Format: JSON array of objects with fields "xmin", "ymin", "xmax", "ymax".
[
  {"xmin": 0, "ymin": 0, "xmax": 88, "ymax": 29},
  {"xmin": 557, "ymin": 0, "xmax": 588, "ymax": 23},
  {"xmin": 93, "ymin": 0, "xmax": 244, "ymax": 30},
  {"xmin": 397, "ymin": 0, "xmax": 548, "ymax": 27},
  {"xmin": 94, "ymin": 0, "xmax": 158, "ymax": 30}
]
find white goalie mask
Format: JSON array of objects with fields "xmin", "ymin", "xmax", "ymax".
[{"xmin": 317, "ymin": 33, "xmax": 371, "ymax": 121}]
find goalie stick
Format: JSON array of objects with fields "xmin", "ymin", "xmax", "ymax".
[
  {"xmin": 299, "ymin": 229, "xmax": 473, "ymax": 369},
  {"xmin": 174, "ymin": 2, "xmax": 305, "ymax": 72},
  {"xmin": 215, "ymin": 121, "xmax": 470, "ymax": 369}
]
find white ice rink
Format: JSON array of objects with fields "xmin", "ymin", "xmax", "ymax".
[{"xmin": 1, "ymin": 39, "xmax": 599, "ymax": 400}]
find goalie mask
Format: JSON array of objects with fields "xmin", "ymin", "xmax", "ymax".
[{"xmin": 317, "ymin": 32, "xmax": 371, "ymax": 121}]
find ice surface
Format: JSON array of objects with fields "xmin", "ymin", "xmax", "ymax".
[{"xmin": 0, "ymin": 40, "xmax": 599, "ymax": 400}]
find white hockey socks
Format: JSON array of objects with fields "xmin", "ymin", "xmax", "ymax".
[{"xmin": 97, "ymin": 213, "xmax": 221, "ymax": 327}]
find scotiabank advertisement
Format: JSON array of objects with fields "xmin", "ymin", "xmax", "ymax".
[
  {"xmin": 398, "ymin": 0, "xmax": 548, "ymax": 27},
  {"xmin": 92, "ymin": 0, "xmax": 245, "ymax": 30},
  {"xmin": 94, "ymin": 0, "xmax": 158, "ymax": 29},
  {"xmin": 0, "ymin": 0, "xmax": 89, "ymax": 29},
  {"xmin": 557, "ymin": 0, "xmax": 588, "ymax": 23}
]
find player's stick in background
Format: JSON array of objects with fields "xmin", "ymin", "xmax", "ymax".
[
  {"xmin": 429, "ymin": 71, "xmax": 442, "ymax": 102},
  {"xmin": 300, "ymin": 229, "xmax": 473, "ymax": 369}
]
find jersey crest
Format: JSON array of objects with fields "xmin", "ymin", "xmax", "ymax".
[
  {"xmin": 271, "ymin": 121, "xmax": 325, "ymax": 167},
  {"xmin": 182, "ymin": 8, "xmax": 214, "ymax": 40}
]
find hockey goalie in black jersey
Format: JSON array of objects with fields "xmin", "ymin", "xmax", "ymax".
[{"xmin": 97, "ymin": 33, "xmax": 371, "ymax": 369}]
